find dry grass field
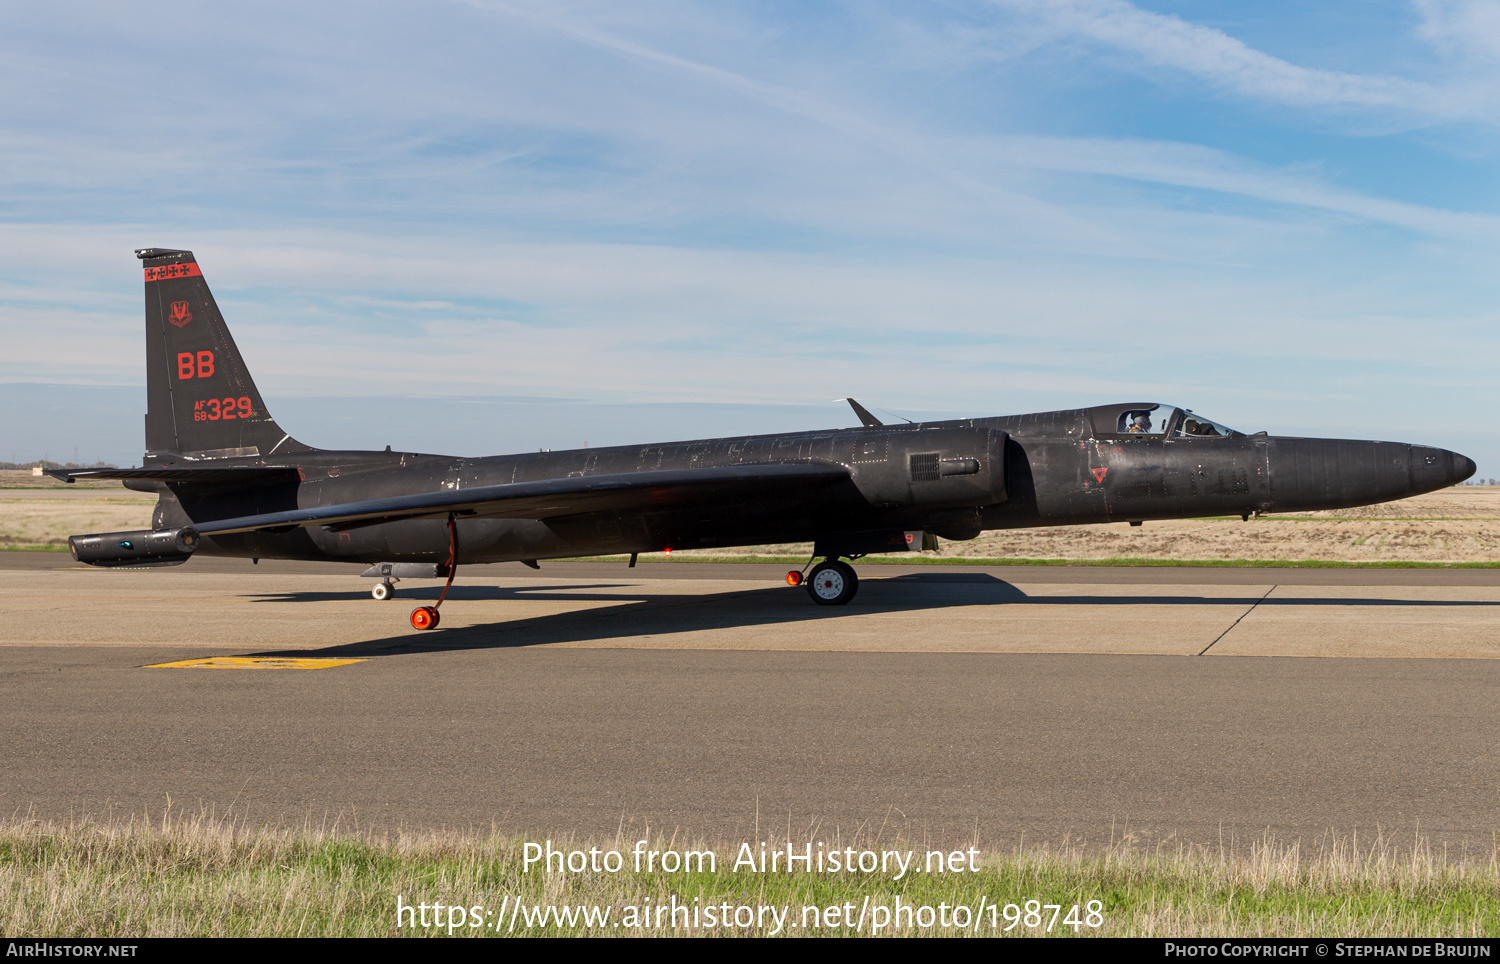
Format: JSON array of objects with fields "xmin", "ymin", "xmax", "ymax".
[
  {"xmin": 4, "ymin": 470, "xmax": 1497, "ymax": 565},
  {"xmin": 936, "ymin": 488, "xmax": 1500, "ymax": 564},
  {"xmin": 0, "ymin": 469, "xmax": 119, "ymax": 489},
  {"xmin": 0, "ymin": 470, "xmax": 155, "ymax": 550},
  {"xmin": 677, "ymin": 487, "xmax": 1500, "ymax": 565}
]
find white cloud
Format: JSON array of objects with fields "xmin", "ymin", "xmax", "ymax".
[
  {"xmin": 1417, "ymin": 0, "xmax": 1500, "ymax": 60},
  {"xmin": 446, "ymin": 4, "xmax": 1500, "ymax": 243},
  {"xmin": 975, "ymin": 134, "xmax": 1500, "ymax": 240},
  {"xmin": 1, "ymin": 219, "xmax": 1492, "ymax": 410},
  {"xmin": 995, "ymin": 0, "xmax": 1468, "ymax": 117}
]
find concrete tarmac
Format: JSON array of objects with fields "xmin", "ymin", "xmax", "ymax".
[{"xmin": 3, "ymin": 551, "xmax": 1499, "ymax": 850}]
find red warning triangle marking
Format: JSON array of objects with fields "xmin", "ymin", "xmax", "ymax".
[{"xmin": 1091, "ymin": 467, "xmax": 1108, "ymax": 483}]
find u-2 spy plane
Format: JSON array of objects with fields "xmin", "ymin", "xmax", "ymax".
[{"xmin": 56, "ymin": 249, "xmax": 1476, "ymax": 630}]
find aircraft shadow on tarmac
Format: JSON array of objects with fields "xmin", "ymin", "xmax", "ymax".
[{"xmin": 243, "ymin": 572, "xmax": 1500, "ymax": 659}]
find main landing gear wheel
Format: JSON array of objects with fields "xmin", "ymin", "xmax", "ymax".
[
  {"xmin": 372, "ymin": 581, "xmax": 395, "ymax": 601},
  {"xmin": 410, "ymin": 606, "xmax": 440, "ymax": 630},
  {"xmin": 805, "ymin": 560, "xmax": 858, "ymax": 606}
]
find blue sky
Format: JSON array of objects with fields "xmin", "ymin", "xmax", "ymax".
[{"xmin": 2, "ymin": 1, "xmax": 1498, "ymax": 473}]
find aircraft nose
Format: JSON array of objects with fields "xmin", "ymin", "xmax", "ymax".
[{"xmin": 1409, "ymin": 446, "xmax": 1476, "ymax": 492}]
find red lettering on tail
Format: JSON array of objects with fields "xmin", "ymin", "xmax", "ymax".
[
  {"xmin": 143, "ymin": 263, "xmax": 203, "ymax": 282},
  {"xmin": 177, "ymin": 350, "xmax": 216, "ymax": 379}
]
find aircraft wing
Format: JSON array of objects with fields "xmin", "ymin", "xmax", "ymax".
[{"xmin": 189, "ymin": 463, "xmax": 851, "ymax": 536}]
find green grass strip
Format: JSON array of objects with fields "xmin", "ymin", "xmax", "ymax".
[{"xmin": 2, "ymin": 818, "xmax": 1495, "ymax": 937}]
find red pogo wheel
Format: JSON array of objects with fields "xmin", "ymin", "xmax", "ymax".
[
  {"xmin": 785, "ymin": 571, "xmax": 803, "ymax": 586},
  {"xmin": 410, "ymin": 606, "xmax": 439, "ymax": 630}
]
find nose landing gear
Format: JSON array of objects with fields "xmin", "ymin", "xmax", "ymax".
[{"xmin": 804, "ymin": 559, "xmax": 858, "ymax": 606}]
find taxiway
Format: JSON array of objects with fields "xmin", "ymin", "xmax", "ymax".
[{"xmin": 3, "ymin": 552, "xmax": 1497, "ymax": 850}]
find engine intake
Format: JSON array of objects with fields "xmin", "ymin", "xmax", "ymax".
[{"xmin": 69, "ymin": 527, "xmax": 200, "ymax": 567}]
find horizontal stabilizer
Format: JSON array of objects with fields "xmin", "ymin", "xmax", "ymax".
[
  {"xmin": 189, "ymin": 463, "xmax": 851, "ymax": 537},
  {"xmin": 47, "ymin": 467, "xmax": 301, "ymax": 484}
]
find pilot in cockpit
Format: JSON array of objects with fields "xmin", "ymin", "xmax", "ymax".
[{"xmin": 1127, "ymin": 414, "xmax": 1151, "ymax": 433}]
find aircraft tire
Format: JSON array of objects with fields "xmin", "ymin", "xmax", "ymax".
[
  {"xmin": 805, "ymin": 560, "xmax": 858, "ymax": 606},
  {"xmin": 372, "ymin": 582, "xmax": 394, "ymax": 601},
  {"xmin": 410, "ymin": 606, "xmax": 440, "ymax": 630}
]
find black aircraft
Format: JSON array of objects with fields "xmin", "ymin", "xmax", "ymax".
[{"xmin": 55, "ymin": 248, "xmax": 1476, "ymax": 629}]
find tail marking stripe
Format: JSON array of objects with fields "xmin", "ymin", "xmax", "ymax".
[{"xmin": 144, "ymin": 263, "xmax": 202, "ymax": 282}]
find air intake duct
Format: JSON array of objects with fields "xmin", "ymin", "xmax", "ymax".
[{"xmin": 69, "ymin": 526, "xmax": 200, "ymax": 567}]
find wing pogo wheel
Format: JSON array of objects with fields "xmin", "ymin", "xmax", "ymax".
[{"xmin": 410, "ymin": 606, "xmax": 441, "ymax": 630}]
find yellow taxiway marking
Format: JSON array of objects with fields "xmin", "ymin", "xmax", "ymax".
[{"xmin": 146, "ymin": 656, "xmax": 366, "ymax": 669}]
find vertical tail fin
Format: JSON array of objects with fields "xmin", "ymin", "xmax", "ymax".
[{"xmin": 138, "ymin": 248, "xmax": 315, "ymax": 462}]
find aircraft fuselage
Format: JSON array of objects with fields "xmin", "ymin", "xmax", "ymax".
[{"xmin": 140, "ymin": 404, "xmax": 1473, "ymax": 566}]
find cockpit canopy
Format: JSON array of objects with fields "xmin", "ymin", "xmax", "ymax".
[{"xmin": 1090, "ymin": 403, "xmax": 1240, "ymax": 439}]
